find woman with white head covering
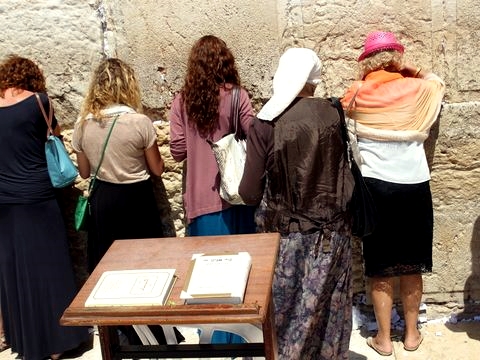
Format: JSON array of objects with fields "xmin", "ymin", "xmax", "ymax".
[{"xmin": 239, "ymin": 48, "xmax": 355, "ymax": 360}]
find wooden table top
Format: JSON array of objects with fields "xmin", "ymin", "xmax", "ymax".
[{"xmin": 61, "ymin": 233, "xmax": 280, "ymax": 327}]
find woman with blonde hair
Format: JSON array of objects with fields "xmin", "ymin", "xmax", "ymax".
[
  {"xmin": 72, "ymin": 58, "xmax": 165, "ymax": 272},
  {"xmin": 341, "ymin": 31, "xmax": 445, "ymax": 356}
]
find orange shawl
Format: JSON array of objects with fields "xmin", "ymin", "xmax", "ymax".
[{"xmin": 341, "ymin": 70, "xmax": 445, "ymax": 134}]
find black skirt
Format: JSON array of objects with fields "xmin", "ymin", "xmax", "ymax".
[
  {"xmin": 0, "ymin": 199, "xmax": 89, "ymax": 359},
  {"xmin": 88, "ymin": 179, "xmax": 164, "ymax": 272},
  {"xmin": 362, "ymin": 178, "xmax": 433, "ymax": 277},
  {"xmin": 86, "ymin": 179, "xmax": 182, "ymax": 346}
]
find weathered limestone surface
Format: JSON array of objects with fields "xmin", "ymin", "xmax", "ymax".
[
  {"xmin": 1, "ymin": 0, "xmax": 479, "ymax": 312},
  {"xmin": 0, "ymin": 1, "xmax": 102, "ymax": 125}
]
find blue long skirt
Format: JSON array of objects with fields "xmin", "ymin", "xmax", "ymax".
[
  {"xmin": 188, "ymin": 205, "xmax": 256, "ymax": 236},
  {"xmin": 188, "ymin": 205, "xmax": 256, "ymax": 345}
]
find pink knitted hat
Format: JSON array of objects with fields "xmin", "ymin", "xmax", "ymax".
[{"xmin": 358, "ymin": 31, "xmax": 404, "ymax": 61}]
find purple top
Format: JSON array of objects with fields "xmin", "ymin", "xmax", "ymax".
[{"xmin": 169, "ymin": 85, "xmax": 254, "ymax": 222}]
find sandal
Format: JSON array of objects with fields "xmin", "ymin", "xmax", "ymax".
[
  {"xmin": 404, "ymin": 333, "xmax": 424, "ymax": 351},
  {"xmin": 366, "ymin": 336, "xmax": 393, "ymax": 356}
]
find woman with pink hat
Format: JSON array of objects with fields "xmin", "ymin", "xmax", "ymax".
[{"xmin": 342, "ymin": 31, "xmax": 445, "ymax": 356}]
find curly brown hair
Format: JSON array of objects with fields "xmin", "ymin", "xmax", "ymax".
[
  {"xmin": 0, "ymin": 55, "xmax": 46, "ymax": 96},
  {"xmin": 80, "ymin": 58, "xmax": 142, "ymax": 122},
  {"xmin": 182, "ymin": 35, "xmax": 240, "ymax": 137}
]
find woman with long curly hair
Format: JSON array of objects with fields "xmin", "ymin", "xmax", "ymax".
[
  {"xmin": 72, "ymin": 58, "xmax": 178, "ymax": 346},
  {"xmin": 169, "ymin": 35, "xmax": 256, "ymax": 237},
  {"xmin": 0, "ymin": 55, "xmax": 89, "ymax": 359},
  {"xmin": 72, "ymin": 58, "xmax": 165, "ymax": 272},
  {"xmin": 169, "ymin": 35, "xmax": 256, "ymax": 344}
]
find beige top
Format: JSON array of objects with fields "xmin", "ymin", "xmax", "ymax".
[{"xmin": 72, "ymin": 105, "xmax": 157, "ymax": 184}]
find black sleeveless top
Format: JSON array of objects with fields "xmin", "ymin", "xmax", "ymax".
[{"xmin": 0, "ymin": 93, "xmax": 58, "ymax": 204}]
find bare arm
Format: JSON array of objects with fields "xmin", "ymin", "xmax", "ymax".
[
  {"xmin": 145, "ymin": 143, "xmax": 164, "ymax": 176},
  {"xmin": 52, "ymin": 124, "xmax": 62, "ymax": 137},
  {"xmin": 402, "ymin": 62, "xmax": 426, "ymax": 78},
  {"xmin": 75, "ymin": 151, "xmax": 91, "ymax": 179}
]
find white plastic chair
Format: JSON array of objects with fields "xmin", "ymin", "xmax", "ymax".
[
  {"xmin": 196, "ymin": 324, "xmax": 263, "ymax": 344},
  {"xmin": 183, "ymin": 323, "xmax": 265, "ymax": 359},
  {"xmin": 133, "ymin": 324, "xmax": 265, "ymax": 359},
  {"xmin": 132, "ymin": 325, "xmax": 178, "ymax": 360},
  {"xmin": 132, "ymin": 324, "xmax": 178, "ymax": 345}
]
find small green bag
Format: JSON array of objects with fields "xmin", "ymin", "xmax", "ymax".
[
  {"xmin": 73, "ymin": 116, "xmax": 118, "ymax": 232},
  {"xmin": 74, "ymin": 194, "xmax": 89, "ymax": 231}
]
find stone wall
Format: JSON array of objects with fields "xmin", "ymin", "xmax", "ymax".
[{"xmin": 1, "ymin": 0, "xmax": 479, "ymax": 313}]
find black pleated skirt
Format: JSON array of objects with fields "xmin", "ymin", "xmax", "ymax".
[
  {"xmin": 0, "ymin": 199, "xmax": 89, "ymax": 360},
  {"xmin": 362, "ymin": 178, "xmax": 433, "ymax": 278}
]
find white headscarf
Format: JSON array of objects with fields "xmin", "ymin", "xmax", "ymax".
[{"xmin": 257, "ymin": 48, "xmax": 322, "ymax": 121}]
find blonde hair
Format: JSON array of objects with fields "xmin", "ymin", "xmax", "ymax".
[
  {"xmin": 80, "ymin": 58, "xmax": 142, "ymax": 122},
  {"xmin": 358, "ymin": 50, "xmax": 404, "ymax": 80}
]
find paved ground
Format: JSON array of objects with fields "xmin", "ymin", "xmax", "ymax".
[
  {"xmin": 1, "ymin": 319, "xmax": 479, "ymax": 360},
  {"xmin": 350, "ymin": 320, "xmax": 480, "ymax": 360}
]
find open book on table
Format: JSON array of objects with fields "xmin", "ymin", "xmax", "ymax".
[
  {"xmin": 180, "ymin": 252, "xmax": 252, "ymax": 304},
  {"xmin": 85, "ymin": 269, "xmax": 176, "ymax": 307}
]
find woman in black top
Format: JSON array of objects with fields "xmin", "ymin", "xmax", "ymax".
[{"xmin": 0, "ymin": 55, "xmax": 88, "ymax": 360}]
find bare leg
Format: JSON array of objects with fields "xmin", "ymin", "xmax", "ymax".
[
  {"xmin": 370, "ymin": 277, "xmax": 394, "ymax": 354},
  {"xmin": 400, "ymin": 274, "xmax": 423, "ymax": 349},
  {"xmin": 0, "ymin": 311, "xmax": 8, "ymax": 351},
  {"xmin": 0, "ymin": 310, "xmax": 4, "ymax": 339}
]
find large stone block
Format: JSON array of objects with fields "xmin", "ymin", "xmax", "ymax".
[{"xmin": 0, "ymin": 0, "xmax": 104, "ymax": 126}]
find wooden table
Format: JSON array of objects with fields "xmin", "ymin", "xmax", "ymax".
[{"xmin": 61, "ymin": 233, "xmax": 280, "ymax": 359}]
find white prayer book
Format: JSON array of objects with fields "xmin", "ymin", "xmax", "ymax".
[
  {"xmin": 180, "ymin": 252, "xmax": 252, "ymax": 304},
  {"xmin": 85, "ymin": 269, "xmax": 176, "ymax": 307}
]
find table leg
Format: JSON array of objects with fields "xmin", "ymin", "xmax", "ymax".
[
  {"xmin": 98, "ymin": 326, "xmax": 119, "ymax": 360},
  {"xmin": 262, "ymin": 298, "xmax": 278, "ymax": 360}
]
